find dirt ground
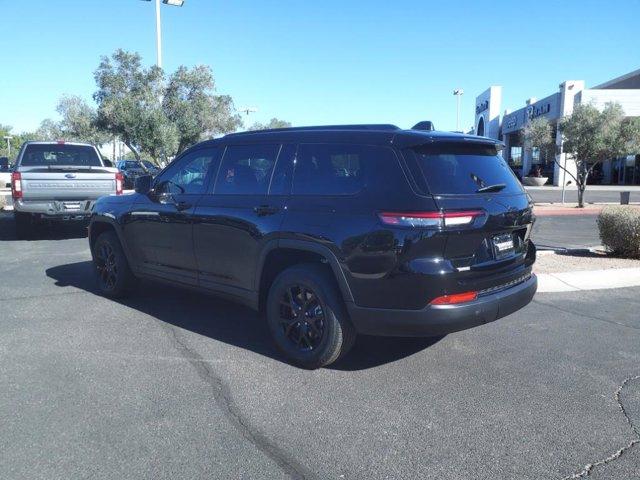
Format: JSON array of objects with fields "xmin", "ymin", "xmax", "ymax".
[{"xmin": 534, "ymin": 250, "xmax": 640, "ymax": 274}]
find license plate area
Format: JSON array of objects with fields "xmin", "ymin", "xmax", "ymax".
[
  {"xmin": 492, "ymin": 233, "xmax": 515, "ymax": 259},
  {"xmin": 54, "ymin": 201, "xmax": 89, "ymax": 213}
]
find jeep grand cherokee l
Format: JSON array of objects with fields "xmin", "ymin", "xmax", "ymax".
[{"xmin": 88, "ymin": 125, "xmax": 537, "ymax": 368}]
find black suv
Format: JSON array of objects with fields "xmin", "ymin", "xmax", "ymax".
[
  {"xmin": 116, "ymin": 160, "xmax": 160, "ymax": 189},
  {"xmin": 88, "ymin": 125, "xmax": 537, "ymax": 368}
]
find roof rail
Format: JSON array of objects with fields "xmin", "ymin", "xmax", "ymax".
[{"xmin": 225, "ymin": 124, "xmax": 401, "ymax": 137}]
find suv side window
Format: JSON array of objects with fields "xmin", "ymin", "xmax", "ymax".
[
  {"xmin": 156, "ymin": 147, "xmax": 220, "ymax": 195},
  {"xmin": 292, "ymin": 144, "xmax": 367, "ymax": 195},
  {"xmin": 214, "ymin": 144, "xmax": 279, "ymax": 195}
]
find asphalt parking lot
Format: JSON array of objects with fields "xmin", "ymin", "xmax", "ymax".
[{"xmin": 1, "ymin": 212, "xmax": 639, "ymax": 479}]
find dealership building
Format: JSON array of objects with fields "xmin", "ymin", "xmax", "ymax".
[{"xmin": 474, "ymin": 69, "xmax": 640, "ymax": 186}]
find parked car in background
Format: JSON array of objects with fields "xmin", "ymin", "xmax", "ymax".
[
  {"xmin": 88, "ymin": 124, "xmax": 537, "ymax": 368},
  {"xmin": 116, "ymin": 160, "xmax": 160, "ymax": 189},
  {"xmin": 0, "ymin": 156, "xmax": 12, "ymax": 188},
  {"xmin": 11, "ymin": 141, "xmax": 123, "ymax": 238}
]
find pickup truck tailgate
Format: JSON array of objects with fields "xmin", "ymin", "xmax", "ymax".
[{"xmin": 21, "ymin": 170, "xmax": 117, "ymax": 200}]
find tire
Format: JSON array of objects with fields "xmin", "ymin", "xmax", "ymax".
[
  {"xmin": 92, "ymin": 230, "xmax": 134, "ymax": 298},
  {"xmin": 266, "ymin": 263, "xmax": 356, "ymax": 369},
  {"xmin": 14, "ymin": 212, "xmax": 34, "ymax": 239}
]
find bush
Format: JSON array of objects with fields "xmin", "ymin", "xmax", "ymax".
[{"xmin": 597, "ymin": 206, "xmax": 640, "ymax": 259}]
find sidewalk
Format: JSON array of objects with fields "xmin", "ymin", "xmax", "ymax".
[
  {"xmin": 525, "ymin": 185, "xmax": 640, "ymax": 192},
  {"xmin": 537, "ymin": 267, "xmax": 640, "ymax": 292},
  {"xmin": 533, "ymin": 203, "xmax": 640, "ymax": 216}
]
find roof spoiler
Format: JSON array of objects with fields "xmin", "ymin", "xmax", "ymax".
[{"xmin": 411, "ymin": 121, "xmax": 435, "ymax": 131}]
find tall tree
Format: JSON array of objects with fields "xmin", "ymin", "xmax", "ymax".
[
  {"xmin": 35, "ymin": 119, "xmax": 64, "ymax": 141},
  {"xmin": 523, "ymin": 117, "xmax": 554, "ymax": 163},
  {"xmin": 163, "ymin": 65, "xmax": 242, "ymax": 155},
  {"xmin": 249, "ymin": 118, "xmax": 292, "ymax": 131},
  {"xmin": 0, "ymin": 125, "xmax": 37, "ymax": 161},
  {"xmin": 93, "ymin": 49, "xmax": 177, "ymax": 163},
  {"xmin": 560, "ymin": 102, "xmax": 640, "ymax": 207},
  {"xmin": 56, "ymin": 95, "xmax": 110, "ymax": 146}
]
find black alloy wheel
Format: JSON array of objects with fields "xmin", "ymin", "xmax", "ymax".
[
  {"xmin": 95, "ymin": 242, "xmax": 118, "ymax": 291},
  {"xmin": 266, "ymin": 263, "xmax": 356, "ymax": 369},
  {"xmin": 278, "ymin": 284, "xmax": 326, "ymax": 352},
  {"xmin": 92, "ymin": 231, "xmax": 134, "ymax": 298}
]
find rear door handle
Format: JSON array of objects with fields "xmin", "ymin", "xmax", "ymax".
[{"xmin": 254, "ymin": 205, "xmax": 279, "ymax": 216}]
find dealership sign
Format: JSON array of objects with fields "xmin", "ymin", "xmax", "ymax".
[
  {"xmin": 476, "ymin": 100, "xmax": 489, "ymax": 114},
  {"xmin": 526, "ymin": 103, "xmax": 551, "ymax": 121}
]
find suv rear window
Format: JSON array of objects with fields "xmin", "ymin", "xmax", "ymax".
[
  {"xmin": 403, "ymin": 142, "xmax": 523, "ymax": 195},
  {"xmin": 21, "ymin": 144, "xmax": 102, "ymax": 167}
]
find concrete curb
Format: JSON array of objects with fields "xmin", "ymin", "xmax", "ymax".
[{"xmin": 537, "ymin": 268, "xmax": 640, "ymax": 293}]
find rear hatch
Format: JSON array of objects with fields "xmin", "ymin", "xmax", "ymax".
[
  {"xmin": 18, "ymin": 144, "xmax": 117, "ymax": 201},
  {"xmin": 402, "ymin": 140, "xmax": 535, "ymax": 294}
]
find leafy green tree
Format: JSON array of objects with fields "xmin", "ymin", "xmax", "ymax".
[
  {"xmin": 523, "ymin": 117, "xmax": 554, "ymax": 165},
  {"xmin": 0, "ymin": 125, "xmax": 37, "ymax": 161},
  {"xmin": 35, "ymin": 119, "xmax": 64, "ymax": 141},
  {"xmin": 249, "ymin": 118, "xmax": 292, "ymax": 131},
  {"xmin": 56, "ymin": 95, "xmax": 110, "ymax": 146},
  {"xmin": 560, "ymin": 102, "xmax": 640, "ymax": 207},
  {"xmin": 93, "ymin": 49, "xmax": 177, "ymax": 163},
  {"xmin": 164, "ymin": 65, "xmax": 242, "ymax": 155}
]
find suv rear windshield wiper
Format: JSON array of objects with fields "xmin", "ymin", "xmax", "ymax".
[{"xmin": 476, "ymin": 183, "xmax": 506, "ymax": 193}]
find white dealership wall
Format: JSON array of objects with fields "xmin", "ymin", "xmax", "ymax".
[
  {"xmin": 474, "ymin": 86, "xmax": 502, "ymax": 139},
  {"xmin": 474, "ymin": 69, "xmax": 640, "ymax": 186}
]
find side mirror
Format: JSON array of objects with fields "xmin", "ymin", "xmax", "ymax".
[
  {"xmin": 0, "ymin": 156, "xmax": 9, "ymax": 171},
  {"xmin": 103, "ymin": 158, "xmax": 113, "ymax": 167},
  {"xmin": 134, "ymin": 174, "xmax": 153, "ymax": 194}
]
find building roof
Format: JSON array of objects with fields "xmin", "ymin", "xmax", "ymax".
[{"xmin": 594, "ymin": 68, "xmax": 640, "ymax": 89}]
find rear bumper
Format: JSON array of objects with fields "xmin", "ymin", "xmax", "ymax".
[
  {"xmin": 347, "ymin": 274, "xmax": 537, "ymax": 337},
  {"xmin": 13, "ymin": 199, "xmax": 96, "ymax": 220}
]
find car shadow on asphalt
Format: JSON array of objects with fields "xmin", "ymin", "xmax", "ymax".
[
  {"xmin": 45, "ymin": 260, "xmax": 443, "ymax": 371},
  {"xmin": 0, "ymin": 213, "xmax": 87, "ymax": 241}
]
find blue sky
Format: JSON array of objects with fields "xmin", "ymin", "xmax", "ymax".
[{"xmin": 1, "ymin": 0, "xmax": 639, "ymax": 134}]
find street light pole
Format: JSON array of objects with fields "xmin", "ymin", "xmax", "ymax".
[
  {"xmin": 142, "ymin": 0, "xmax": 185, "ymax": 68},
  {"xmin": 154, "ymin": 0, "xmax": 162, "ymax": 68},
  {"xmin": 3, "ymin": 136, "xmax": 13, "ymax": 158},
  {"xmin": 240, "ymin": 107, "xmax": 258, "ymax": 129},
  {"xmin": 453, "ymin": 89, "xmax": 464, "ymax": 132}
]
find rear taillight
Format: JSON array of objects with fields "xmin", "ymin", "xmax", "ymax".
[
  {"xmin": 429, "ymin": 291, "xmax": 478, "ymax": 305},
  {"xmin": 11, "ymin": 172, "xmax": 22, "ymax": 199},
  {"xmin": 378, "ymin": 210, "xmax": 484, "ymax": 228},
  {"xmin": 115, "ymin": 172, "xmax": 124, "ymax": 195}
]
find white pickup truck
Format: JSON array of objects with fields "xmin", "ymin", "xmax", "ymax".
[{"xmin": 11, "ymin": 141, "xmax": 124, "ymax": 238}]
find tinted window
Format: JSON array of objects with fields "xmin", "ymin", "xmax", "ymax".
[
  {"xmin": 215, "ymin": 144, "xmax": 278, "ymax": 195},
  {"xmin": 404, "ymin": 143, "xmax": 523, "ymax": 195},
  {"xmin": 20, "ymin": 144, "xmax": 102, "ymax": 167},
  {"xmin": 157, "ymin": 148, "xmax": 220, "ymax": 195},
  {"xmin": 293, "ymin": 144, "xmax": 368, "ymax": 195}
]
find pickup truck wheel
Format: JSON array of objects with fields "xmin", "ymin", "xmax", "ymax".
[
  {"xmin": 14, "ymin": 212, "xmax": 34, "ymax": 239},
  {"xmin": 266, "ymin": 263, "xmax": 356, "ymax": 369},
  {"xmin": 93, "ymin": 231, "xmax": 134, "ymax": 298}
]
